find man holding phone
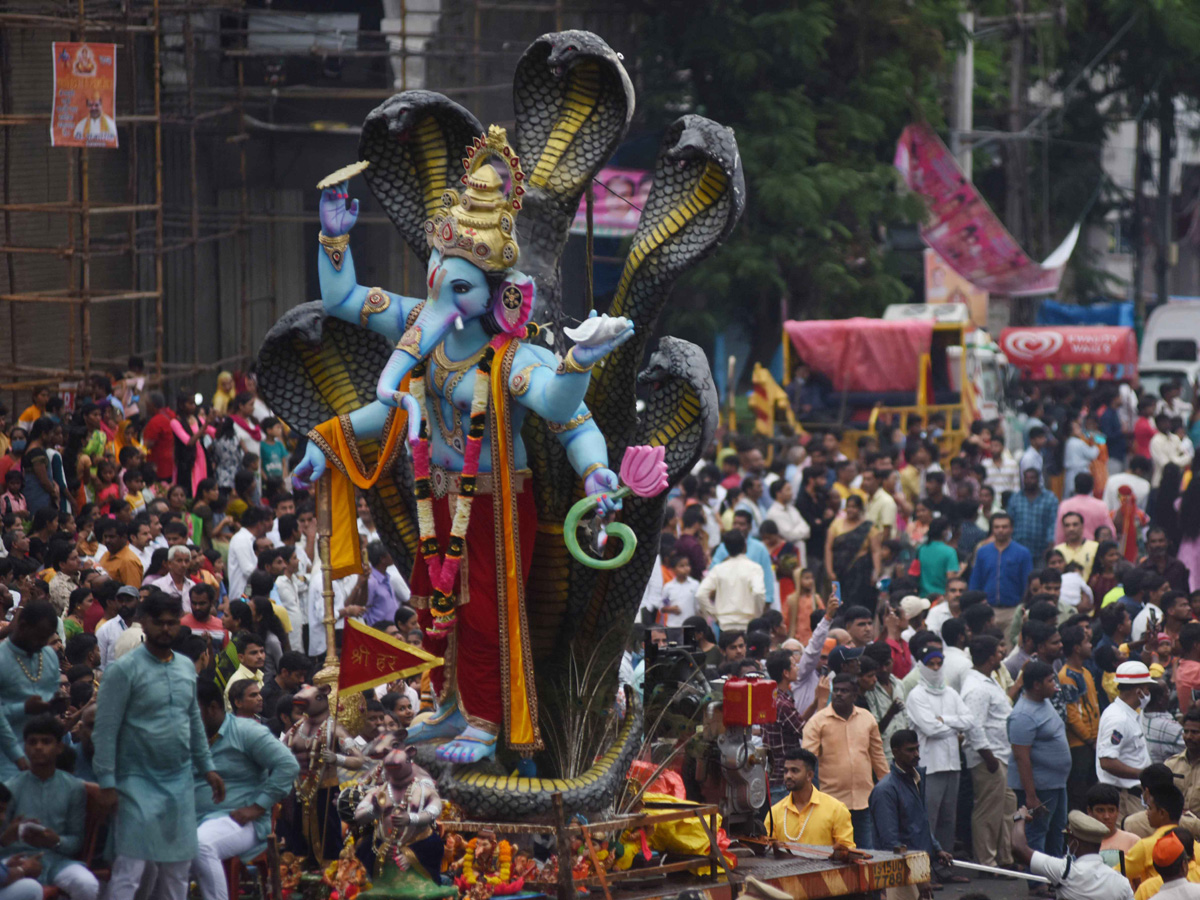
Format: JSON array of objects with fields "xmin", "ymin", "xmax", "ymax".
[{"xmin": 791, "ymin": 594, "xmax": 840, "ymax": 720}]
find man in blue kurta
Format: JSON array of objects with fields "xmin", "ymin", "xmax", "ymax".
[
  {"xmin": 0, "ymin": 600, "xmax": 61, "ymax": 781},
  {"xmin": 192, "ymin": 678, "xmax": 299, "ymax": 900},
  {"xmin": 94, "ymin": 591, "xmax": 225, "ymax": 900},
  {"xmin": 3, "ymin": 714, "xmax": 98, "ymax": 899}
]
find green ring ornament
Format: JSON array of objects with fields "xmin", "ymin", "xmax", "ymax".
[{"xmin": 564, "ymin": 486, "xmax": 636, "ymax": 569}]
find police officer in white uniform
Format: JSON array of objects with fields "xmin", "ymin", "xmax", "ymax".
[
  {"xmin": 1097, "ymin": 661, "xmax": 1155, "ymax": 820},
  {"xmin": 1012, "ymin": 809, "xmax": 1134, "ymax": 900}
]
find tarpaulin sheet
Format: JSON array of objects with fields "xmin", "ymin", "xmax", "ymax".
[
  {"xmin": 784, "ymin": 319, "xmax": 933, "ymax": 393},
  {"xmin": 1000, "ymin": 326, "xmax": 1138, "ymax": 380},
  {"xmin": 895, "ymin": 122, "xmax": 1078, "ymax": 296},
  {"xmin": 1036, "ymin": 300, "xmax": 1134, "ymax": 328}
]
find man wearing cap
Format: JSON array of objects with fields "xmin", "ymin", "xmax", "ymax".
[
  {"xmin": 802, "ymin": 673, "xmax": 888, "ymax": 848},
  {"xmin": 1011, "ymin": 809, "xmax": 1134, "ymax": 900},
  {"xmin": 1132, "ymin": 827, "xmax": 1200, "ymax": 900},
  {"xmin": 96, "ymin": 585, "xmax": 139, "ymax": 671},
  {"xmin": 1097, "ymin": 661, "xmax": 1155, "ymax": 820}
]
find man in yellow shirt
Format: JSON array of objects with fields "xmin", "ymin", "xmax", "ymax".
[
  {"xmin": 1124, "ymin": 782, "xmax": 1190, "ymax": 888},
  {"xmin": 764, "ymin": 747, "xmax": 855, "ymax": 847},
  {"xmin": 1133, "ymin": 828, "xmax": 1200, "ymax": 900}
]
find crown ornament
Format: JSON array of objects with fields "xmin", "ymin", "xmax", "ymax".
[{"xmin": 424, "ymin": 125, "xmax": 524, "ymax": 272}]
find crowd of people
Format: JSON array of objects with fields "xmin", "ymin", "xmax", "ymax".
[
  {"xmin": 631, "ymin": 375, "xmax": 1200, "ymax": 900},
  {"xmin": 0, "ymin": 364, "xmax": 427, "ymax": 899},
  {"xmin": 2, "ymin": 357, "xmax": 1200, "ymax": 899}
]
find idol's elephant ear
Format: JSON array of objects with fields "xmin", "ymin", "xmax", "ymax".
[
  {"xmin": 358, "ymin": 91, "xmax": 485, "ymax": 265},
  {"xmin": 511, "ymin": 31, "xmax": 635, "ymax": 336},
  {"xmin": 255, "ymin": 303, "xmax": 419, "ymax": 572}
]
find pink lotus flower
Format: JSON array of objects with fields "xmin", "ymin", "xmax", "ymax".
[{"xmin": 620, "ymin": 444, "xmax": 668, "ymax": 498}]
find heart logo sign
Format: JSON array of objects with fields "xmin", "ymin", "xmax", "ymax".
[{"xmin": 1002, "ymin": 330, "xmax": 1063, "ymax": 361}]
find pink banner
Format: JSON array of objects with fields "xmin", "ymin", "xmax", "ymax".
[
  {"xmin": 570, "ymin": 167, "xmax": 651, "ymax": 237},
  {"xmin": 894, "ymin": 122, "xmax": 1078, "ymax": 297}
]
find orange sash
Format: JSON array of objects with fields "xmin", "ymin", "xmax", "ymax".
[{"xmin": 311, "ymin": 405, "xmax": 407, "ymax": 579}]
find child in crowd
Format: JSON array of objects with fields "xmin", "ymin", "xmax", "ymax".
[
  {"xmin": 260, "ymin": 418, "xmax": 289, "ymax": 482},
  {"xmin": 2, "ymin": 715, "xmax": 99, "ymax": 900},
  {"xmin": 121, "ymin": 468, "xmax": 152, "ymax": 514},
  {"xmin": 91, "ymin": 460, "xmax": 119, "ymax": 515},
  {"xmin": 0, "ymin": 471, "xmax": 27, "ymax": 521},
  {"xmin": 655, "ymin": 552, "xmax": 700, "ymax": 627}
]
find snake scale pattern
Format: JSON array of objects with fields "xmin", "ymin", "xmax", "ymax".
[{"xmin": 256, "ymin": 31, "xmax": 742, "ymax": 821}]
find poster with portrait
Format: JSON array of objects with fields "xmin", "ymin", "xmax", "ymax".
[
  {"xmin": 570, "ymin": 167, "xmax": 652, "ymax": 237},
  {"xmin": 924, "ymin": 248, "xmax": 988, "ymax": 328},
  {"xmin": 51, "ymin": 42, "xmax": 118, "ymax": 149}
]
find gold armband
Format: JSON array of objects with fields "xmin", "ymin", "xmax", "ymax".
[
  {"xmin": 360, "ymin": 287, "xmax": 391, "ymax": 328},
  {"xmin": 547, "ymin": 410, "xmax": 593, "ymax": 434},
  {"xmin": 557, "ymin": 347, "xmax": 593, "ymax": 376},
  {"xmin": 318, "ymin": 231, "xmax": 350, "ymax": 271}
]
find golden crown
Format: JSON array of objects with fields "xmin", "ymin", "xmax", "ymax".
[{"xmin": 423, "ymin": 125, "xmax": 524, "ymax": 272}]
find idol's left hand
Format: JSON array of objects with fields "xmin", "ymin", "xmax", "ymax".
[
  {"xmin": 585, "ymin": 467, "xmax": 622, "ymax": 515},
  {"xmin": 564, "ymin": 311, "xmax": 635, "ymax": 369}
]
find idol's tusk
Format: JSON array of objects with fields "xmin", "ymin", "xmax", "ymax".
[{"xmin": 453, "ymin": 315, "xmax": 464, "ymax": 331}]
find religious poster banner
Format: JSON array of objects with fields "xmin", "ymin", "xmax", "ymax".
[
  {"xmin": 51, "ymin": 42, "xmax": 118, "ymax": 149},
  {"xmin": 924, "ymin": 247, "xmax": 989, "ymax": 328},
  {"xmin": 570, "ymin": 167, "xmax": 652, "ymax": 237},
  {"xmin": 338, "ymin": 618, "xmax": 443, "ymax": 695},
  {"xmin": 895, "ymin": 122, "xmax": 1078, "ymax": 296}
]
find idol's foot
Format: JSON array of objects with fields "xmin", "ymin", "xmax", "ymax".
[
  {"xmin": 435, "ymin": 726, "xmax": 498, "ymax": 764},
  {"xmin": 407, "ymin": 705, "xmax": 466, "ymax": 744}
]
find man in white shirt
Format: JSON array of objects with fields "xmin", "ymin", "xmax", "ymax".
[
  {"xmin": 1103, "ymin": 456, "xmax": 1152, "ymax": 511},
  {"xmin": 1011, "ymin": 809, "xmax": 1134, "ymax": 900},
  {"xmin": 904, "ymin": 649, "xmax": 993, "ymax": 856},
  {"xmin": 982, "ymin": 435, "xmax": 1020, "ymax": 496},
  {"xmin": 227, "ymin": 506, "xmax": 274, "ymax": 601},
  {"xmin": 1150, "ymin": 413, "xmax": 1194, "ymax": 488},
  {"xmin": 1096, "ymin": 661, "xmax": 1155, "ymax": 820},
  {"xmin": 305, "ymin": 556, "xmax": 364, "ymax": 659},
  {"xmin": 765, "ymin": 481, "xmax": 810, "ymax": 550},
  {"xmin": 95, "ymin": 586, "xmax": 139, "ymax": 670},
  {"xmin": 959, "ymin": 635, "xmax": 1014, "ymax": 869},
  {"xmin": 938, "ymin": 618, "xmax": 973, "ymax": 694},
  {"xmin": 148, "ymin": 545, "xmax": 193, "ymax": 613},
  {"xmin": 128, "ymin": 517, "xmax": 155, "ymax": 576},
  {"xmin": 695, "ymin": 531, "xmax": 765, "ymax": 631}
]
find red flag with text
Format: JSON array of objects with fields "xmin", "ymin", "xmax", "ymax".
[{"xmin": 337, "ymin": 618, "xmax": 443, "ymax": 695}]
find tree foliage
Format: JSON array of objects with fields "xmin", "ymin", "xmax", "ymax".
[{"xmin": 630, "ymin": 0, "xmax": 963, "ymax": 356}]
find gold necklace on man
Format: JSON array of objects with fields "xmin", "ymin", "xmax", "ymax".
[{"xmin": 9, "ymin": 643, "xmax": 42, "ymax": 684}]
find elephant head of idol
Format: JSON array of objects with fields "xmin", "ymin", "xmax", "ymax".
[{"xmin": 375, "ymin": 127, "xmax": 535, "ymax": 406}]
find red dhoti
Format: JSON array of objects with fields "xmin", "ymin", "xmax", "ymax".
[{"xmin": 412, "ymin": 468, "xmax": 536, "ymax": 737}]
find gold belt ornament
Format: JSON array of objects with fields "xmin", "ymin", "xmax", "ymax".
[{"xmin": 429, "ymin": 465, "xmax": 530, "ymax": 498}]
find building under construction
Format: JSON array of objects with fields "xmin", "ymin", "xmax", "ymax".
[{"xmin": 0, "ymin": 0, "xmax": 633, "ymax": 410}]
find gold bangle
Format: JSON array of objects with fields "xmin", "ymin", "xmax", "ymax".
[
  {"xmin": 581, "ymin": 462, "xmax": 605, "ymax": 481},
  {"xmin": 318, "ymin": 232, "xmax": 350, "ymax": 250},
  {"xmin": 557, "ymin": 347, "xmax": 593, "ymax": 376},
  {"xmin": 547, "ymin": 410, "xmax": 593, "ymax": 434},
  {"xmin": 318, "ymin": 232, "xmax": 350, "ymax": 271}
]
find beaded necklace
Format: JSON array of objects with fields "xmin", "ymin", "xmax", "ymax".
[
  {"xmin": 9, "ymin": 643, "xmax": 42, "ymax": 684},
  {"xmin": 408, "ymin": 343, "xmax": 496, "ymax": 636}
]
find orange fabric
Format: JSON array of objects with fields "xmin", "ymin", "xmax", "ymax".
[
  {"xmin": 490, "ymin": 340, "xmax": 536, "ymax": 748},
  {"xmin": 313, "ymin": 405, "xmax": 408, "ymax": 579},
  {"xmin": 338, "ymin": 618, "xmax": 441, "ymax": 695}
]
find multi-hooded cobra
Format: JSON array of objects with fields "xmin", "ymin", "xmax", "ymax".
[{"xmin": 256, "ymin": 30, "xmax": 744, "ymax": 821}]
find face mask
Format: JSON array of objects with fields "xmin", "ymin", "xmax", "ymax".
[
  {"xmin": 1139, "ymin": 692, "xmax": 1151, "ymax": 711},
  {"xmin": 10, "ymin": 441, "xmax": 25, "ymax": 453},
  {"xmin": 917, "ymin": 662, "xmax": 946, "ymax": 693}
]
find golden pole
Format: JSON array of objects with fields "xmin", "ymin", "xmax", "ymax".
[{"xmin": 316, "ymin": 469, "xmax": 338, "ymax": 669}]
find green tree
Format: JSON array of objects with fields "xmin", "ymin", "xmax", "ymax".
[{"xmin": 630, "ymin": 0, "xmax": 963, "ymax": 360}]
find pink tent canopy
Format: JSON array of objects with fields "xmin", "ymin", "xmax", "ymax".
[{"xmin": 784, "ymin": 319, "xmax": 933, "ymax": 393}]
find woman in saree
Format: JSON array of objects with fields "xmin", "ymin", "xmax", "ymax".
[
  {"xmin": 824, "ymin": 494, "xmax": 882, "ymax": 608},
  {"xmin": 784, "ymin": 567, "xmax": 824, "ymax": 644},
  {"xmin": 170, "ymin": 390, "xmax": 210, "ymax": 497}
]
